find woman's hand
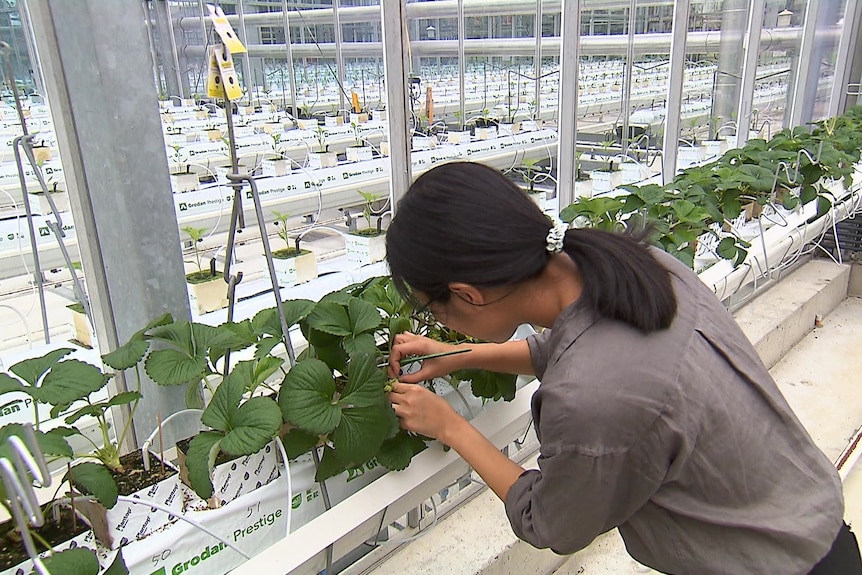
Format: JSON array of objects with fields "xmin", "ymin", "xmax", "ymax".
[
  {"xmin": 387, "ymin": 381, "xmax": 464, "ymax": 442},
  {"xmin": 388, "ymin": 332, "xmax": 469, "ymax": 383}
]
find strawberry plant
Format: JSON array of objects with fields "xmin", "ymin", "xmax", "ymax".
[{"xmin": 184, "ymin": 358, "xmax": 284, "ymax": 500}]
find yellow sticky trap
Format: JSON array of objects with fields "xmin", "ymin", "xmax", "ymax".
[
  {"xmin": 351, "ymin": 92, "xmax": 360, "ymax": 113},
  {"xmin": 207, "ymin": 4, "xmax": 246, "ymax": 54},
  {"xmin": 207, "ymin": 45, "xmax": 243, "ymax": 100},
  {"xmin": 207, "ymin": 46, "xmax": 224, "ymax": 98}
]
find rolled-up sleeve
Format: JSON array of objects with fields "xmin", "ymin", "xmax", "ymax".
[
  {"xmin": 526, "ymin": 330, "xmax": 552, "ymax": 379},
  {"xmin": 504, "ymin": 423, "xmax": 669, "ymax": 554}
]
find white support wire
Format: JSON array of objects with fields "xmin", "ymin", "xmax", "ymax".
[
  {"xmin": 0, "ymin": 187, "xmax": 41, "ymax": 334},
  {"xmin": 364, "ymin": 494, "xmax": 440, "ymax": 549}
]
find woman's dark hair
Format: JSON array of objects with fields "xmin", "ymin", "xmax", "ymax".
[{"xmin": 386, "ymin": 161, "xmax": 676, "ymax": 332}]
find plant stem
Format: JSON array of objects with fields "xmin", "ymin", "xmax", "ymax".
[
  {"xmin": 68, "ymin": 463, "xmax": 76, "ymax": 528},
  {"xmin": 115, "ymin": 365, "xmax": 143, "ymax": 452},
  {"xmin": 96, "ymin": 412, "xmax": 113, "ymax": 460},
  {"xmin": 30, "ymin": 530, "xmax": 53, "ymax": 553},
  {"xmin": 73, "ymin": 429, "xmax": 102, "ymax": 454}
]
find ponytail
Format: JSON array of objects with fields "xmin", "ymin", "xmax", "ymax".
[{"xmin": 562, "ymin": 228, "xmax": 676, "ymax": 332}]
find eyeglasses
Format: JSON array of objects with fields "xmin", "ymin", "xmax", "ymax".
[{"xmin": 410, "ymin": 290, "xmax": 449, "ymax": 325}]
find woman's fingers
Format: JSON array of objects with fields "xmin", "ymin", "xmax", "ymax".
[
  {"xmin": 387, "ymin": 382, "xmax": 458, "ymax": 439},
  {"xmin": 388, "ymin": 333, "xmax": 435, "ymax": 377}
]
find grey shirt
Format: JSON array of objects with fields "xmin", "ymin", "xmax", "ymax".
[{"xmin": 506, "ymin": 249, "xmax": 844, "ymax": 575}]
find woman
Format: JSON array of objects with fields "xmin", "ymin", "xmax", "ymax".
[{"xmin": 384, "ymin": 161, "xmax": 860, "ymax": 574}]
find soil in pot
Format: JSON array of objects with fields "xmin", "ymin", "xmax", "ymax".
[
  {"xmin": 272, "ymin": 248, "xmax": 311, "ymax": 259},
  {"xmin": 0, "ymin": 506, "xmax": 89, "ymax": 570},
  {"xmin": 186, "ymin": 270, "xmax": 222, "ymax": 285},
  {"xmin": 108, "ymin": 450, "xmax": 176, "ymax": 496},
  {"xmin": 351, "ymin": 228, "xmax": 384, "ymax": 238}
]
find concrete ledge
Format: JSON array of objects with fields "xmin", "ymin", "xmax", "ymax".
[
  {"xmin": 848, "ymin": 262, "xmax": 862, "ymax": 297},
  {"xmin": 362, "ymin": 484, "xmax": 568, "ymax": 575},
  {"xmin": 734, "ymin": 260, "xmax": 850, "ymax": 369}
]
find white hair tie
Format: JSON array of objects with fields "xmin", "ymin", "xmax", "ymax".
[{"xmin": 545, "ymin": 219, "xmax": 568, "ymax": 254}]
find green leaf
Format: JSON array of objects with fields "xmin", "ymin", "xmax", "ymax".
[
  {"xmin": 800, "ymin": 184, "xmax": 818, "ymax": 204},
  {"xmin": 0, "ymin": 373, "xmax": 23, "ymax": 395},
  {"xmin": 341, "ymin": 353, "xmax": 386, "ymax": 408},
  {"xmin": 307, "ymin": 302, "xmax": 351, "ymax": 336},
  {"xmin": 220, "ymin": 396, "xmax": 282, "ymax": 456},
  {"xmin": 186, "ymin": 431, "xmax": 222, "ymax": 500},
  {"xmin": 103, "ymin": 548, "xmax": 129, "ymax": 575},
  {"xmin": 191, "ymin": 323, "xmax": 231, "ymax": 356},
  {"xmin": 252, "ymin": 299, "xmax": 316, "ymax": 339},
  {"xmin": 314, "ymin": 445, "xmax": 346, "ymax": 482},
  {"xmin": 343, "ymin": 333, "xmax": 379, "ymax": 358},
  {"xmin": 66, "ymin": 462, "xmax": 118, "ymax": 508},
  {"xmin": 801, "ymin": 164, "xmax": 823, "ymax": 185},
  {"xmin": 817, "ymin": 195, "xmax": 833, "ymax": 217},
  {"xmin": 671, "ymin": 246, "xmax": 695, "ymax": 269},
  {"xmin": 722, "ymin": 197, "xmax": 742, "ymax": 220},
  {"xmin": 46, "ymin": 425, "xmax": 78, "ymax": 437},
  {"xmin": 347, "ymin": 298, "xmax": 383, "ymax": 335},
  {"xmin": 255, "ymin": 356, "xmax": 285, "ymax": 385},
  {"xmin": 10, "ymin": 348, "xmax": 73, "ymax": 386},
  {"xmin": 388, "ymin": 317, "xmax": 413, "ymax": 343},
  {"xmin": 0, "ymin": 424, "xmax": 73, "ymax": 459},
  {"xmin": 147, "ymin": 321, "xmax": 195, "ymax": 355},
  {"xmin": 208, "ymin": 321, "xmax": 258, "ymax": 364},
  {"xmin": 303, "ymin": 322, "xmax": 348, "ymax": 370},
  {"xmin": 733, "ymin": 245, "xmax": 749, "ymax": 267},
  {"xmin": 40, "ymin": 547, "xmax": 100, "ymax": 575},
  {"xmin": 332, "ymin": 406, "xmax": 391, "ymax": 465},
  {"xmin": 185, "ymin": 380, "xmax": 204, "ymax": 410},
  {"xmin": 377, "ymin": 431, "xmax": 426, "ymax": 471},
  {"xmin": 319, "ymin": 289, "xmax": 352, "ymax": 307},
  {"xmin": 254, "ymin": 336, "xmax": 282, "ymax": 361},
  {"xmin": 226, "ymin": 358, "xmax": 283, "ymax": 395},
  {"xmin": 281, "ymin": 428, "xmax": 319, "ymax": 459},
  {"xmin": 306, "ymin": 326, "xmax": 339, "ymax": 348},
  {"xmin": 217, "ymin": 320, "xmax": 258, "ymax": 346},
  {"xmin": 279, "ymin": 359, "xmax": 341, "ymax": 435},
  {"xmin": 780, "ymin": 193, "xmax": 799, "ymax": 210},
  {"xmin": 717, "ymin": 237, "xmax": 739, "ymax": 261},
  {"xmin": 281, "ymin": 299, "xmax": 317, "ymax": 328},
  {"xmin": 49, "ymin": 403, "xmax": 67, "ymax": 420},
  {"xmin": 64, "ymin": 391, "xmax": 142, "ymax": 425},
  {"xmin": 631, "ymin": 184, "xmax": 667, "ymax": 206},
  {"xmin": 252, "ymin": 307, "xmax": 281, "ymax": 337},
  {"xmin": 456, "ymin": 370, "xmax": 517, "ymax": 401},
  {"xmin": 201, "ymin": 370, "xmax": 244, "ymax": 432},
  {"xmin": 37, "ymin": 360, "xmax": 109, "ymax": 406},
  {"xmin": 102, "ymin": 313, "xmax": 174, "ymax": 370},
  {"xmin": 102, "ymin": 339, "xmax": 149, "ymax": 371},
  {"xmin": 384, "ymin": 402, "xmax": 400, "ymax": 439},
  {"xmin": 138, "ymin": 312, "xmax": 175, "ymax": 335},
  {"xmin": 145, "ymin": 349, "xmax": 207, "ymax": 386}
]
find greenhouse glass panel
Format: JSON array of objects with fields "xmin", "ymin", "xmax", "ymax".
[
  {"xmin": 806, "ymin": 0, "xmax": 846, "ymax": 123},
  {"xmin": 402, "ymin": 0, "xmax": 558, "ymax": 203},
  {"xmin": 753, "ymin": 0, "xmax": 807, "ymax": 135},
  {"xmin": 577, "ymin": 1, "xmax": 674, "ymax": 183}
]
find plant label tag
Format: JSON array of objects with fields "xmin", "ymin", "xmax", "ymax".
[{"xmin": 206, "ymin": 4, "xmax": 246, "ymax": 53}]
